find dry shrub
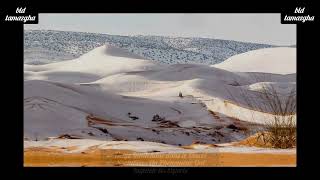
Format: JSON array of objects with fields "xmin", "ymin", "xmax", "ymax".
[
  {"xmin": 226, "ymin": 75, "xmax": 296, "ymax": 149},
  {"xmin": 257, "ymin": 81, "xmax": 296, "ymax": 148}
]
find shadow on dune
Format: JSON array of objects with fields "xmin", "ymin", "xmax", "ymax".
[
  {"xmin": 122, "ymin": 64, "xmax": 296, "ymax": 84},
  {"xmin": 25, "ymin": 71, "xmax": 103, "ymax": 84},
  {"xmin": 114, "ymin": 66, "xmax": 296, "ymax": 114}
]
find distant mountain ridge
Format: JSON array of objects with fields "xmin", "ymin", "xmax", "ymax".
[{"xmin": 24, "ymin": 30, "xmax": 277, "ymax": 65}]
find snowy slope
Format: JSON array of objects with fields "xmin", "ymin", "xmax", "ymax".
[
  {"xmin": 24, "ymin": 45, "xmax": 296, "ymax": 145},
  {"xmin": 24, "ymin": 30, "xmax": 275, "ymax": 65},
  {"xmin": 24, "ymin": 45, "xmax": 164, "ymax": 83},
  {"xmin": 213, "ymin": 47, "xmax": 296, "ymax": 74}
]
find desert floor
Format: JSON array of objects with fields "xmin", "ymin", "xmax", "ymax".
[{"xmin": 24, "ymin": 146, "xmax": 296, "ymax": 167}]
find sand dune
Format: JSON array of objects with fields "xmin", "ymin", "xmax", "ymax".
[
  {"xmin": 25, "ymin": 80, "xmax": 225, "ymax": 144},
  {"xmin": 213, "ymin": 47, "xmax": 296, "ymax": 74},
  {"xmin": 24, "ymin": 45, "xmax": 164, "ymax": 83},
  {"xmin": 24, "ymin": 45, "xmax": 296, "ymax": 146}
]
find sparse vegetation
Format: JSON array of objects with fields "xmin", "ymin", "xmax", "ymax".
[
  {"xmin": 137, "ymin": 137, "xmax": 144, "ymax": 141},
  {"xmin": 227, "ymin": 124, "xmax": 240, "ymax": 130},
  {"xmin": 151, "ymin": 114, "xmax": 180, "ymax": 128},
  {"xmin": 208, "ymin": 110, "xmax": 220, "ymax": 119},
  {"xmin": 127, "ymin": 112, "xmax": 139, "ymax": 120},
  {"xmin": 256, "ymin": 85, "xmax": 296, "ymax": 148},
  {"xmin": 151, "ymin": 114, "xmax": 165, "ymax": 122},
  {"xmin": 96, "ymin": 127, "xmax": 109, "ymax": 134},
  {"xmin": 25, "ymin": 30, "xmax": 274, "ymax": 65},
  {"xmin": 226, "ymin": 76, "xmax": 296, "ymax": 149},
  {"xmin": 57, "ymin": 134, "xmax": 81, "ymax": 139},
  {"xmin": 228, "ymin": 81, "xmax": 241, "ymax": 86}
]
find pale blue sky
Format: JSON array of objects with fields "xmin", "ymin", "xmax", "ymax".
[{"xmin": 24, "ymin": 13, "xmax": 296, "ymax": 46}]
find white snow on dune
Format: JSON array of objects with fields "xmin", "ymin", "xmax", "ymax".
[
  {"xmin": 24, "ymin": 79, "xmax": 225, "ymax": 144},
  {"xmin": 78, "ymin": 62, "xmax": 295, "ymax": 125},
  {"xmin": 24, "ymin": 45, "xmax": 164, "ymax": 83},
  {"xmin": 24, "ymin": 45, "xmax": 296, "ymax": 145},
  {"xmin": 24, "ymin": 139, "xmax": 296, "ymax": 154},
  {"xmin": 213, "ymin": 47, "xmax": 296, "ymax": 74},
  {"xmin": 247, "ymin": 82, "xmax": 296, "ymax": 93}
]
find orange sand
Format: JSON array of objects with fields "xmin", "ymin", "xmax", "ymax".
[{"xmin": 24, "ymin": 147, "xmax": 295, "ymax": 167}]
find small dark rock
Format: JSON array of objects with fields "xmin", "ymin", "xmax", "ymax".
[
  {"xmin": 87, "ymin": 132, "xmax": 94, "ymax": 136},
  {"xmin": 152, "ymin": 114, "xmax": 165, "ymax": 122},
  {"xmin": 227, "ymin": 124, "xmax": 239, "ymax": 130},
  {"xmin": 128, "ymin": 112, "xmax": 139, "ymax": 120},
  {"xmin": 137, "ymin": 137, "xmax": 144, "ymax": 141},
  {"xmin": 97, "ymin": 127, "xmax": 109, "ymax": 134},
  {"xmin": 149, "ymin": 150, "xmax": 161, "ymax": 153}
]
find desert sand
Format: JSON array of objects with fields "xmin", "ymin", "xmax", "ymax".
[
  {"xmin": 24, "ymin": 139, "xmax": 296, "ymax": 167},
  {"xmin": 24, "ymin": 45, "xmax": 296, "ymax": 166}
]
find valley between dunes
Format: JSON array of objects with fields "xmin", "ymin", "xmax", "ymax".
[{"xmin": 24, "ymin": 45, "xmax": 296, "ymax": 166}]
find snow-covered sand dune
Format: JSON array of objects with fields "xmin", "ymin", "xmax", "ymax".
[
  {"xmin": 24, "ymin": 45, "xmax": 296, "ymax": 145},
  {"xmin": 24, "ymin": 79, "xmax": 227, "ymax": 145},
  {"xmin": 213, "ymin": 47, "xmax": 296, "ymax": 74},
  {"xmin": 24, "ymin": 45, "xmax": 164, "ymax": 83}
]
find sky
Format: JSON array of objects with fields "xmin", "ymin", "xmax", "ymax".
[{"xmin": 24, "ymin": 13, "xmax": 296, "ymax": 46}]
